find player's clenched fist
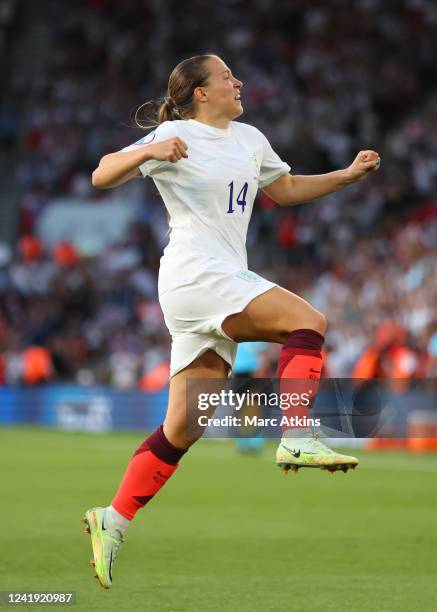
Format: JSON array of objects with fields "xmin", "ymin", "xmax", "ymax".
[
  {"xmin": 148, "ymin": 137, "xmax": 188, "ymax": 163},
  {"xmin": 346, "ymin": 150, "xmax": 381, "ymax": 182}
]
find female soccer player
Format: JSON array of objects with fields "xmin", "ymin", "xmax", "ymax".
[{"xmin": 84, "ymin": 54, "xmax": 380, "ymax": 588}]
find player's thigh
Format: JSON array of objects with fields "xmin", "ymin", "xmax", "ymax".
[
  {"xmin": 222, "ymin": 286, "xmax": 327, "ymax": 343},
  {"xmin": 163, "ymin": 349, "xmax": 230, "ymax": 448}
]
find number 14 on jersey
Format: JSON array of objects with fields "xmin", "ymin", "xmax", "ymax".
[{"xmin": 227, "ymin": 181, "xmax": 248, "ymax": 214}]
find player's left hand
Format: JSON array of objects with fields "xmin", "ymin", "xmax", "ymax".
[{"xmin": 346, "ymin": 150, "xmax": 381, "ymax": 182}]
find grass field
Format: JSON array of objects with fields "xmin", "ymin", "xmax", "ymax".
[{"xmin": 1, "ymin": 427, "xmax": 436, "ymax": 612}]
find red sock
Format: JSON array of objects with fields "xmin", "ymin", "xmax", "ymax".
[
  {"xmin": 278, "ymin": 329, "xmax": 324, "ymax": 431},
  {"xmin": 111, "ymin": 425, "xmax": 187, "ymax": 520}
]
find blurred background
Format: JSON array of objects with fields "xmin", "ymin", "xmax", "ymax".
[
  {"xmin": 0, "ymin": 0, "xmax": 436, "ymax": 435},
  {"xmin": 1, "ymin": 4, "xmax": 437, "ymax": 610}
]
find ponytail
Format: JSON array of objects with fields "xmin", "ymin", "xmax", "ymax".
[
  {"xmin": 158, "ymin": 96, "xmax": 182, "ymax": 123},
  {"xmin": 132, "ymin": 54, "xmax": 214, "ymax": 130},
  {"xmin": 132, "ymin": 96, "xmax": 183, "ymax": 129}
]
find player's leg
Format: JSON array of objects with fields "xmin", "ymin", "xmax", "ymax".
[
  {"xmin": 221, "ymin": 285, "xmax": 326, "ymax": 342},
  {"xmin": 110, "ymin": 349, "xmax": 229, "ymax": 519},
  {"xmin": 83, "ymin": 349, "xmax": 229, "ymax": 589},
  {"xmin": 163, "ymin": 347, "xmax": 229, "ymax": 449},
  {"xmin": 222, "ymin": 286, "xmax": 358, "ymax": 473}
]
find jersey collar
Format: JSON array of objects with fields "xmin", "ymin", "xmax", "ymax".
[{"xmin": 187, "ymin": 118, "xmax": 232, "ymax": 138}]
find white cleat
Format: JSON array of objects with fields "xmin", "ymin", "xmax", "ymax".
[
  {"xmin": 81, "ymin": 507, "xmax": 125, "ymax": 589},
  {"xmin": 276, "ymin": 434, "xmax": 359, "ymax": 474}
]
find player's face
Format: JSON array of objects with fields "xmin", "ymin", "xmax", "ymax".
[{"xmin": 202, "ymin": 56, "xmax": 243, "ymax": 119}]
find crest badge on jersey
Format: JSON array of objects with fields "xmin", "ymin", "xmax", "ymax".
[
  {"xmin": 236, "ymin": 270, "xmax": 262, "ymax": 283},
  {"xmin": 248, "ymin": 153, "xmax": 260, "ymax": 179}
]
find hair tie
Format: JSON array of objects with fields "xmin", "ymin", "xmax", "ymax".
[
  {"xmin": 165, "ymin": 95, "xmax": 176, "ymax": 109},
  {"xmin": 165, "ymin": 95, "xmax": 181, "ymax": 117}
]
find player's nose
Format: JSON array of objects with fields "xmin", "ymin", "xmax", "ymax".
[{"xmin": 233, "ymin": 77, "xmax": 243, "ymax": 89}]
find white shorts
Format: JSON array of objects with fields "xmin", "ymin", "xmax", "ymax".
[{"xmin": 158, "ymin": 263, "xmax": 276, "ymax": 378}]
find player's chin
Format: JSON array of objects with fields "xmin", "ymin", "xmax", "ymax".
[{"xmin": 232, "ymin": 102, "xmax": 244, "ymax": 118}]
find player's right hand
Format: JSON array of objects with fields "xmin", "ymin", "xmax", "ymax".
[
  {"xmin": 346, "ymin": 150, "xmax": 380, "ymax": 182},
  {"xmin": 148, "ymin": 137, "xmax": 188, "ymax": 163}
]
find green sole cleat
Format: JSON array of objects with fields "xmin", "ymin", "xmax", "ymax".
[
  {"xmin": 277, "ymin": 436, "xmax": 359, "ymax": 475},
  {"xmin": 81, "ymin": 508, "xmax": 125, "ymax": 589}
]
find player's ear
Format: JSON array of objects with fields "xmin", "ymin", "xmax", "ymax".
[{"xmin": 193, "ymin": 87, "xmax": 207, "ymax": 103}]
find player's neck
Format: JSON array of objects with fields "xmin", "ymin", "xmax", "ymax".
[{"xmin": 191, "ymin": 112, "xmax": 231, "ymax": 130}]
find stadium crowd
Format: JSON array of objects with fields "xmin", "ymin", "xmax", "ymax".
[{"xmin": 1, "ymin": 0, "xmax": 437, "ymax": 386}]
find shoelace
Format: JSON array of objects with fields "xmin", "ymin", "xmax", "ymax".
[{"xmin": 306, "ymin": 436, "xmax": 334, "ymax": 454}]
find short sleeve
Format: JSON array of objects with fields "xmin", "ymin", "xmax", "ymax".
[
  {"xmin": 121, "ymin": 121, "xmax": 178, "ymax": 178},
  {"xmin": 258, "ymin": 132, "xmax": 291, "ymax": 188}
]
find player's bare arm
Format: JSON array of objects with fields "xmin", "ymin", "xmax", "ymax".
[
  {"xmin": 263, "ymin": 150, "xmax": 381, "ymax": 205},
  {"xmin": 91, "ymin": 137, "xmax": 188, "ymax": 189}
]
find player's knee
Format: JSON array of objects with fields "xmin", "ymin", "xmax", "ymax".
[
  {"xmin": 284, "ymin": 308, "xmax": 327, "ymax": 337},
  {"xmin": 313, "ymin": 310, "xmax": 328, "ymax": 335}
]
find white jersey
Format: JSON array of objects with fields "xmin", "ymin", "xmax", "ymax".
[
  {"xmin": 122, "ymin": 118, "xmax": 290, "ymax": 377},
  {"xmin": 123, "ymin": 119, "xmax": 290, "ymax": 284}
]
